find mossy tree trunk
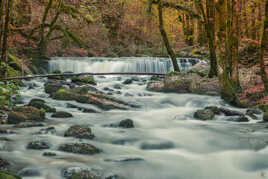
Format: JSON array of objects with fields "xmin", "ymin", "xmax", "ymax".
[
  {"xmin": 259, "ymin": 0, "xmax": 268, "ymax": 91},
  {"xmin": 216, "ymin": 0, "xmax": 240, "ymax": 106},
  {"xmin": 1, "ymin": 0, "xmax": 12, "ymax": 77},
  {"xmin": 157, "ymin": 0, "xmax": 180, "ymax": 72}
]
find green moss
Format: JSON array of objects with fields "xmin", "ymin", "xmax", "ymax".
[
  {"xmin": 0, "ymin": 171, "xmax": 21, "ymax": 179},
  {"xmin": 52, "ymin": 89, "xmax": 78, "ymax": 101},
  {"xmin": 166, "ymin": 71, "xmax": 180, "ymax": 77},
  {"xmin": 71, "ymin": 75, "xmax": 96, "ymax": 85}
]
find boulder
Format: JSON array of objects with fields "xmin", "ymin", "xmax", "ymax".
[
  {"xmin": 235, "ymin": 116, "xmax": 249, "ymax": 122},
  {"xmin": 28, "ymin": 99, "xmax": 56, "ymax": 113},
  {"xmin": 61, "ymin": 167, "xmax": 101, "ymax": 179},
  {"xmin": 7, "ymin": 106, "xmax": 45, "ymax": 124},
  {"xmin": 51, "ymin": 111, "xmax": 73, "ymax": 118},
  {"xmin": 43, "ymin": 152, "xmax": 57, "ymax": 157},
  {"xmin": 58, "ymin": 143, "xmax": 101, "ymax": 155},
  {"xmin": 51, "ymin": 89, "xmax": 78, "ymax": 101},
  {"xmin": 219, "ymin": 108, "xmax": 243, "ymax": 116},
  {"xmin": 205, "ymin": 106, "xmax": 221, "ymax": 115},
  {"xmin": 64, "ymin": 125, "xmax": 94, "ymax": 139},
  {"xmin": 194, "ymin": 109, "xmax": 215, "ymax": 120},
  {"xmin": 0, "ymin": 158, "xmax": 9, "ymax": 170},
  {"xmin": 27, "ymin": 140, "xmax": 51, "ymax": 150}
]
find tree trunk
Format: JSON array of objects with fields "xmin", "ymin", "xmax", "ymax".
[
  {"xmin": 157, "ymin": 0, "xmax": 180, "ymax": 72},
  {"xmin": 259, "ymin": 0, "xmax": 268, "ymax": 91},
  {"xmin": 1, "ymin": 0, "xmax": 11, "ymax": 77},
  {"xmin": 206, "ymin": 0, "xmax": 218, "ymax": 78}
]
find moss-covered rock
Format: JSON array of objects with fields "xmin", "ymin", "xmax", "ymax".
[
  {"xmin": 64, "ymin": 125, "xmax": 94, "ymax": 139},
  {"xmin": 0, "ymin": 171, "xmax": 21, "ymax": 179},
  {"xmin": 28, "ymin": 99, "xmax": 56, "ymax": 113},
  {"xmin": 194, "ymin": 109, "xmax": 215, "ymax": 121},
  {"xmin": 58, "ymin": 143, "xmax": 101, "ymax": 155},
  {"xmin": 51, "ymin": 89, "xmax": 78, "ymax": 101},
  {"xmin": 44, "ymin": 82, "xmax": 64, "ymax": 94},
  {"xmin": 7, "ymin": 106, "xmax": 45, "ymax": 124},
  {"xmin": 71, "ymin": 75, "xmax": 96, "ymax": 85}
]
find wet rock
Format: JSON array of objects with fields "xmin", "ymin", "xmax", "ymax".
[
  {"xmin": 194, "ymin": 109, "xmax": 215, "ymax": 120},
  {"xmin": 113, "ymin": 84, "xmax": 122, "ymax": 89},
  {"xmin": 140, "ymin": 140, "xmax": 175, "ymax": 150},
  {"xmin": 27, "ymin": 140, "xmax": 51, "ymax": 150},
  {"xmin": 66, "ymin": 103, "xmax": 98, "ymax": 113},
  {"xmin": 232, "ymin": 115, "xmax": 249, "ymax": 122},
  {"xmin": 44, "ymin": 82, "xmax": 64, "ymax": 94},
  {"xmin": 205, "ymin": 106, "xmax": 221, "ymax": 115},
  {"xmin": 43, "ymin": 152, "xmax": 57, "ymax": 157},
  {"xmin": 14, "ymin": 122, "xmax": 45, "ymax": 128},
  {"xmin": 0, "ymin": 171, "xmax": 21, "ymax": 179},
  {"xmin": 0, "ymin": 137, "xmax": 12, "ymax": 142},
  {"xmin": 219, "ymin": 108, "xmax": 243, "ymax": 116},
  {"xmin": 0, "ymin": 128, "xmax": 7, "ymax": 134},
  {"xmin": 104, "ymin": 156, "xmax": 144, "ymax": 162},
  {"xmin": 122, "ymin": 79, "xmax": 133, "ymax": 85},
  {"xmin": 263, "ymin": 112, "xmax": 268, "ymax": 122},
  {"xmin": 58, "ymin": 143, "xmax": 101, "ymax": 155},
  {"xmin": 124, "ymin": 93, "xmax": 134, "ymax": 97},
  {"xmin": 71, "ymin": 75, "xmax": 96, "ymax": 86},
  {"xmin": 61, "ymin": 167, "xmax": 101, "ymax": 179},
  {"xmin": 246, "ymin": 108, "xmax": 262, "ymax": 119},
  {"xmin": 119, "ymin": 119, "xmax": 134, "ymax": 128},
  {"xmin": 111, "ymin": 138, "xmax": 138, "ymax": 145},
  {"xmin": 71, "ymin": 86, "xmax": 99, "ymax": 94},
  {"xmin": 51, "ymin": 111, "xmax": 73, "ymax": 118},
  {"xmin": 64, "ymin": 125, "xmax": 94, "ymax": 139},
  {"xmin": 34, "ymin": 127, "xmax": 56, "ymax": 135},
  {"xmin": 131, "ymin": 76, "xmax": 140, "ymax": 81},
  {"xmin": 18, "ymin": 168, "xmax": 41, "ymax": 177},
  {"xmin": 103, "ymin": 87, "xmax": 114, "ymax": 92},
  {"xmin": 28, "ymin": 99, "xmax": 56, "ymax": 113},
  {"xmin": 7, "ymin": 106, "xmax": 45, "ymax": 124},
  {"xmin": 0, "ymin": 158, "xmax": 10, "ymax": 170}
]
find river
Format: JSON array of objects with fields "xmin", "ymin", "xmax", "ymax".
[{"xmin": 1, "ymin": 57, "xmax": 268, "ymax": 179}]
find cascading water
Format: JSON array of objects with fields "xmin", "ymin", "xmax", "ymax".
[
  {"xmin": 48, "ymin": 57, "xmax": 202, "ymax": 73},
  {"xmin": 1, "ymin": 57, "xmax": 267, "ymax": 179}
]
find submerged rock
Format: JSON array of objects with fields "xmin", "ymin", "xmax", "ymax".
[
  {"xmin": 263, "ymin": 112, "xmax": 268, "ymax": 122},
  {"xmin": 61, "ymin": 167, "xmax": 101, "ymax": 179},
  {"xmin": 18, "ymin": 168, "xmax": 41, "ymax": 177},
  {"xmin": 246, "ymin": 108, "xmax": 261, "ymax": 120},
  {"xmin": 104, "ymin": 156, "xmax": 144, "ymax": 163},
  {"xmin": 51, "ymin": 111, "xmax": 73, "ymax": 118},
  {"xmin": 43, "ymin": 152, "xmax": 57, "ymax": 157},
  {"xmin": 7, "ymin": 106, "xmax": 45, "ymax": 124},
  {"xmin": 64, "ymin": 125, "xmax": 95, "ymax": 139},
  {"xmin": 194, "ymin": 109, "xmax": 215, "ymax": 120},
  {"xmin": 140, "ymin": 140, "xmax": 174, "ymax": 150},
  {"xmin": 0, "ymin": 158, "xmax": 10, "ymax": 170},
  {"xmin": 219, "ymin": 108, "xmax": 243, "ymax": 116},
  {"xmin": 14, "ymin": 122, "xmax": 45, "ymax": 128},
  {"xmin": 58, "ymin": 143, "xmax": 101, "ymax": 155},
  {"xmin": 27, "ymin": 140, "xmax": 51, "ymax": 150},
  {"xmin": 34, "ymin": 127, "xmax": 56, "ymax": 135}
]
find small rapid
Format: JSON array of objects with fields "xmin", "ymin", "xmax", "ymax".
[{"xmin": 1, "ymin": 57, "xmax": 268, "ymax": 179}]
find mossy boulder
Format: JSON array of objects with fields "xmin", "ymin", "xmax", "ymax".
[
  {"xmin": 28, "ymin": 99, "xmax": 56, "ymax": 113},
  {"xmin": 44, "ymin": 82, "xmax": 64, "ymax": 94},
  {"xmin": 0, "ymin": 171, "xmax": 21, "ymax": 179},
  {"xmin": 7, "ymin": 106, "xmax": 45, "ymax": 124},
  {"xmin": 48, "ymin": 70, "xmax": 65, "ymax": 80},
  {"xmin": 71, "ymin": 75, "xmax": 96, "ymax": 85},
  {"xmin": 51, "ymin": 89, "xmax": 78, "ymax": 101},
  {"xmin": 58, "ymin": 143, "xmax": 101, "ymax": 155},
  {"xmin": 194, "ymin": 109, "xmax": 215, "ymax": 120}
]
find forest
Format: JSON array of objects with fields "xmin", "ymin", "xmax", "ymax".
[{"xmin": 0, "ymin": 0, "xmax": 268, "ymax": 179}]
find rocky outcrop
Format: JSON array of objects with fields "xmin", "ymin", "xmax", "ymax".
[
  {"xmin": 64, "ymin": 125, "xmax": 95, "ymax": 139},
  {"xmin": 58, "ymin": 143, "xmax": 101, "ymax": 155},
  {"xmin": 147, "ymin": 62, "xmax": 220, "ymax": 96},
  {"xmin": 7, "ymin": 106, "xmax": 45, "ymax": 124}
]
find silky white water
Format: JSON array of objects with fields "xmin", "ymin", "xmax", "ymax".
[{"xmin": 1, "ymin": 57, "xmax": 268, "ymax": 179}]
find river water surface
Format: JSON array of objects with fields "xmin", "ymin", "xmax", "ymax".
[{"xmin": 1, "ymin": 57, "xmax": 268, "ymax": 179}]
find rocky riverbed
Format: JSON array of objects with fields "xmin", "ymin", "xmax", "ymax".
[{"xmin": 0, "ymin": 60, "xmax": 268, "ymax": 179}]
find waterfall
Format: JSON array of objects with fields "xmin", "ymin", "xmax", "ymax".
[{"xmin": 48, "ymin": 57, "xmax": 202, "ymax": 73}]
